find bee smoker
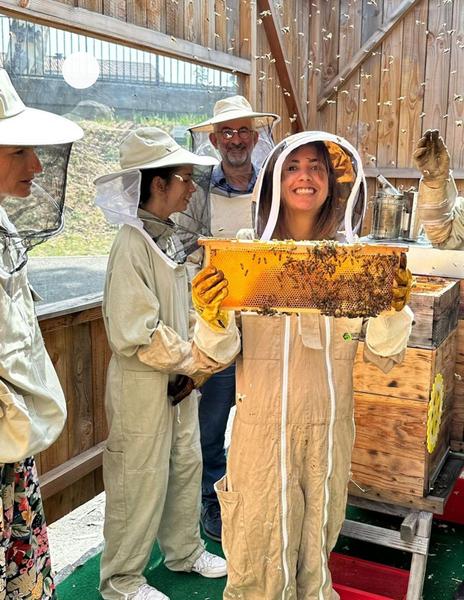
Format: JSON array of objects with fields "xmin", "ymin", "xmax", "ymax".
[
  {"xmin": 401, "ymin": 190, "xmax": 421, "ymax": 241},
  {"xmin": 369, "ymin": 175, "xmax": 406, "ymax": 240}
]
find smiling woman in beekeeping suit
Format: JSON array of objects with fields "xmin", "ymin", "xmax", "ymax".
[
  {"xmin": 192, "ymin": 131, "xmax": 414, "ymax": 600},
  {"xmin": 0, "ymin": 68, "xmax": 82, "ymax": 599}
]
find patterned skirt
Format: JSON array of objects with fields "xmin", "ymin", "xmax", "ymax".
[{"xmin": 0, "ymin": 458, "xmax": 55, "ymax": 599}]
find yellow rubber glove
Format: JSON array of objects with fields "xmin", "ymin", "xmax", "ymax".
[
  {"xmin": 392, "ymin": 253, "xmax": 413, "ymax": 312},
  {"xmin": 192, "ymin": 265, "xmax": 230, "ymax": 331},
  {"xmin": 412, "ymin": 129, "xmax": 450, "ymax": 189}
]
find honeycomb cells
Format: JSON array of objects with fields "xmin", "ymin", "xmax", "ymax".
[{"xmin": 199, "ymin": 239, "xmax": 405, "ymax": 318}]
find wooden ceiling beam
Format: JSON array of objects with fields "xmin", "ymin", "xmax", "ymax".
[
  {"xmin": 317, "ymin": 0, "xmax": 421, "ymax": 110},
  {"xmin": 257, "ymin": 0, "xmax": 307, "ymax": 132},
  {"xmin": 0, "ymin": 0, "xmax": 251, "ymax": 74}
]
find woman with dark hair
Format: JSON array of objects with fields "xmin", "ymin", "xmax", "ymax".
[
  {"xmin": 193, "ymin": 131, "xmax": 413, "ymax": 600},
  {"xmin": 256, "ymin": 140, "xmax": 343, "ymax": 242},
  {"xmin": 95, "ymin": 127, "xmax": 240, "ymax": 600}
]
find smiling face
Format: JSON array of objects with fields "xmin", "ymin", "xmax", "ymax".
[
  {"xmin": 280, "ymin": 144, "xmax": 329, "ymax": 216},
  {"xmin": 0, "ymin": 145, "xmax": 43, "ymax": 199},
  {"xmin": 210, "ymin": 117, "xmax": 258, "ymax": 168},
  {"xmin": 143, "ymin": 164, "xmax": 197, "ymax": 220},
  {"xmin": 165, "ymin": 165, "xmax": 196, "ymax": 214}
]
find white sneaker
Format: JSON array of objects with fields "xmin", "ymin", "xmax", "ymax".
[
  {"xmin": 191, "ymin": 550, "xmax": 227, "ymax": 578},
  {"xmin": 129, "ymin": 583, "xmax": 170, "ymax": 600}
]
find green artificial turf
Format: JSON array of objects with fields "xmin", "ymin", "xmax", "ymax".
[
  {"xmin": 56, "ymin": 536, "xmax": 226, "ymax": 600},
  {"xmin": 57, "ymin": 513, "xmax": 464, "ymax": 600}
]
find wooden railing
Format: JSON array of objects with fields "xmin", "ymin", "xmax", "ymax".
[{"xmin": 36, "ymin": 293, "xmax": 110, "ymax": 524}]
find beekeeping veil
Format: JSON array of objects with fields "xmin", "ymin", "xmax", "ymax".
[
  {"xmin": 95, "ymin": 127, "xmax": 218, "ymax": 264},
  {"xmin": 0, "ymin": 69, "xmax": 83, "ymax": 275},
  {"xmin": 254, "ymin": 131, "xmax": 366, "ymax": 242},
  {"xmin": 188, "ymin": 95, "xmax": 279, "ymax": 189}
]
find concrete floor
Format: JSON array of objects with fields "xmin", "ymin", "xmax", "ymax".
[{"xmin": 48, "ymin": 493, "xmax": 106, "ymax": 585}]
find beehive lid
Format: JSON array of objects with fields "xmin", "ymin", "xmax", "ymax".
[{"xmin": 199, "ymin": 238, "xmax": 406, "ymax": 318}]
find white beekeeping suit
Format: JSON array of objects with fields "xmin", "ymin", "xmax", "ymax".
[
  {"xmin": 215, "ymin": 131, "xmax": 413, "ymax": 600},
  {"xmin": 0, "ymin": 68, "xmax": 83, "ymax": 462},
  {"xmin": 94, "ymin": 127, "xmax": 240, "ymax": 600},
  {"xmin": 0, "ymin": 67, "xmax": 82, "ymax": 600}
]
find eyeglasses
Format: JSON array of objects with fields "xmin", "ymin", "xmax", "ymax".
[
  {"xmin": 173, "ymin": 173, "xmax": 193, "ymax": 184},
  {"xmin": 219, "ymin": 127, "xmax": 254, "ymax": 141}
]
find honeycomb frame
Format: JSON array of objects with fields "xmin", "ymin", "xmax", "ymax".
[{"xmin": 199, "ymin": 238, "xmax": 406, "ymax": 318}]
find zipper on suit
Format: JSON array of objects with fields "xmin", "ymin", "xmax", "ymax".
[
  {"xmin": 280, "ymin": 315, "xmax": 291, "ymax": 599},
  {"xmin": 319, "ymin": 316, "xmax": 337, "ymax": 600}
]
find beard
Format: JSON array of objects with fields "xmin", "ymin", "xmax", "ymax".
[{"xmin": 224, "ymin": 145, "xmax": 251, "ymax": 167}]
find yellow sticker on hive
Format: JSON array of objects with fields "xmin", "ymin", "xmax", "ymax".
[{"xmin": 427, "ymin": 373, "xmax": 444, "ymax": 454}]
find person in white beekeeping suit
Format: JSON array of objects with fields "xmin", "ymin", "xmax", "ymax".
[
  {"xmin": 413, "ymin": 131, "xmax": 464, "ymax": 600},
  {"xmin": 413, "ymin": 129, "xmax": 464, "ymax": 249},
  {"xmin": 181, "ymin": 95, "xmax": 280, "ymax": 542},
  {"xmin": 192, "ymin": 131, "xmax": 413, "ymax": 600},
  {"xmin": 0, "ymin": 68, "xmax": 83, "ymax": 598},
  {"xmin": 94, "ymin": 127, "xmax": 241, "ymax": 600}
]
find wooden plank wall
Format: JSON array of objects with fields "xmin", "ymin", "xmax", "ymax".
[
  {"xmin": 312, "ymin": 0, "xmax": 464, "ymax": 200},
  {"xmin": 18, "ymin": 0, "xmax": 463, "ymax": 156},
  {"xmin": 57, "ymin": 0, "xmax": 231, "ymax": 51},
  {"xmin": 255, "ymin": 9, "xmax": 292, "ymax": 140},
  {"xmin": 37, "ymin": 308, "xmax": 111, "ymax": 523}
]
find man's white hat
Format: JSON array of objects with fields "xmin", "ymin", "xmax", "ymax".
[
  {"xmin": 188, "ymin": 95, "xmax": 280, "ymax": 133},
  {"xmin": 0, "ymin": 69, "xmax": 83, "ymax": 145},
  {"xmin": 95, "ymin": 126, "xmax": 218, "ymax": 185}
]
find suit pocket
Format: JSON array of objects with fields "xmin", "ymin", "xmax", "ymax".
[
  {"xmin": 241, "ymin": 314, "xmax": 282, "ymax": 360},
  {"xmin": 121, "ymin": 370, "xmax": 169, "ymax": 435},
  {"xmin": 102, "ymin": 447, "xmax": 126, "ymax": 521},
  {"xmin": 216, "ymin": 476, "xmax": 256, "ymax": 587}
]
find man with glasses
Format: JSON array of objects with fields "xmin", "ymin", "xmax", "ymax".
[
  {"xmin": 187, "ymin": 96, "xmax": 279, "ymax": 542},
  {"xmin": 209, "ymin": 121, "xmax": 258, "ymax": 195}
]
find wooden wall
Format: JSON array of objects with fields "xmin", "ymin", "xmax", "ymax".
[
  {"xmin": 52, "ymin": 0, "xmax": 240, "ymax": 53},
  {"xmin": 310, "ymin": 0, "xmax": 464, "ymax": 193},
  {"xmin": 37, "ymin": 302, "xmax": 111, "ymax": 523}
]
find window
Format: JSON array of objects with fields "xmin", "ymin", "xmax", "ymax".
[{"xmin": 0, "ymin": 15, "xmax": 238, "ymax": 304}]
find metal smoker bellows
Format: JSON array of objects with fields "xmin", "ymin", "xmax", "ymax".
[{"xmin": 199, "ymin": 239, "xmax": 406, "ymax": 318}]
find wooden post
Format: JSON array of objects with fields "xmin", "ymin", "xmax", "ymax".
[{"xmin": 257, "ymin": 0, "xmax": 306, "ymax": 132}]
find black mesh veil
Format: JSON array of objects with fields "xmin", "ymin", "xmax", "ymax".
[
  {"xmin": 171, "ymin": 166, "xmax": 212, "ymax": 257},
  {"xmin": 189, "ymin": 120, "xmax": 276, "ymax": 199},
  {"xmin": 0, "ymin": 143, "xmax": 72, "ymax": 274}
]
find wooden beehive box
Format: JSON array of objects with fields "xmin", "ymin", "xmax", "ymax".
[
  {"xmin": 407, "ymin": 276, "xmax": 460, "ymax": 349},
  {"xmin": 451, "ymin": 319, "xmax": 464, "ymax": 445},
  {"xmin": 350, "ymin": 277, "xmax": 459, "ymax": 503}
]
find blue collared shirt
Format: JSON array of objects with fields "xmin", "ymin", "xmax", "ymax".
[{"xmin": 211, "ymin": 163, "xmax": 258, "ymax": 195}]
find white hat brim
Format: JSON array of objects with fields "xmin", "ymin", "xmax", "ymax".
[
  {"xmin": 0, "ymin": 107, "xmax": 83, "ymax": 146},
  {"xmin": 94, "ymin": 145, "xmax": 218, "ymax": 186},
  {"xmin": 189, "ymin": 109, "xmax": 280, "ymax": 133}
]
